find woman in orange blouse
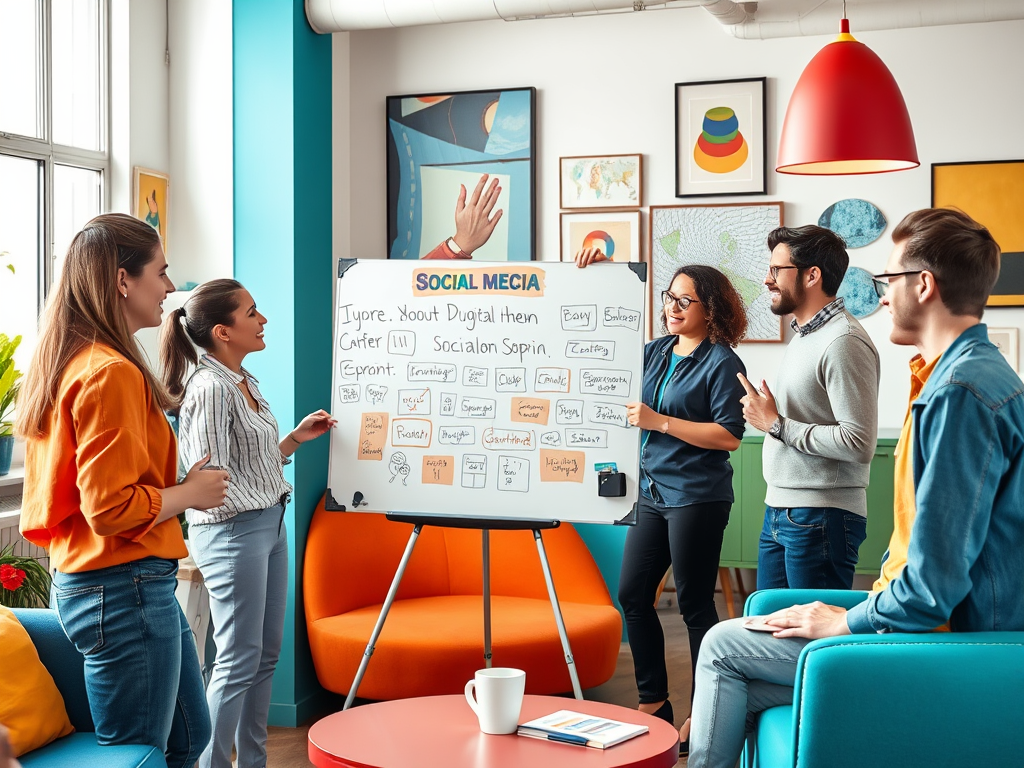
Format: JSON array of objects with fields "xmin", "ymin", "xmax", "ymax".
[{"xmin": 18, "ymin": 214, "xmax": 228, "ymax": 768}]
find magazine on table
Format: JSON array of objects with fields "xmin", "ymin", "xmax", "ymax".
[{"xmin": 517, "ymin": 710, "xmax": 648, "ymax": 749}]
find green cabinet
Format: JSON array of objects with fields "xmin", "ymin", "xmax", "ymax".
[{"xmin": 721, "ymin": 434, "xmax": 899, "ymax": 575}]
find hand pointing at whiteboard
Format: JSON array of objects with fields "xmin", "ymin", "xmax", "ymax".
[
  {"xmin": 281, "ymin": 409, "xmax": 337, "ymax": 458},
  {"xmin": 627, "ymin": 401, "xmax": 668, "ymax": 433}
]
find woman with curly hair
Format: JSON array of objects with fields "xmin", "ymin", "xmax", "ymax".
[{"xmin": 575, "ymin": 252, "xmax": 749, "ymax": 754}]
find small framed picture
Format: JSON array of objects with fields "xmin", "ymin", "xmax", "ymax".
[
  {"xmin": 559, "ymin": 154, "xmax": 642, "ymax": 209},
  {"xmin": 988, "ymin": 327, "xmax": 1020, "ymax": 371},
  {"xmin": 675, "ymin": 77, "xmax": 767, "ymax": 198},
  {"xmin": 132, "ymin": 167, "xmax": 170, "ymax": 251},
  {"xmin": 560, "ymin": 210, "xmax": 642, "ymax": 263}
]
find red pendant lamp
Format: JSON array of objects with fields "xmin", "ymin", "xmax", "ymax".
[{"xmin": 776, "ymin": 15, "xmax": 919, "ymax": 175}]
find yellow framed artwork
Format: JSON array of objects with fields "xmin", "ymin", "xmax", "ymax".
[
  {"xmin": 932, "ymin": 159, "xmax": 1024, "ymax": 307},
  {"xmin": 132, "ymin": 167, "xmax": 169, "ymax": 252}
]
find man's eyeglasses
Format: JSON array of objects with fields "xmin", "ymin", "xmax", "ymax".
[
  {"xmin": 662, "ymin": 291, "xmax": 700, "ymax": 311},
  {"xmin": 767, "ymin": 265, "xmax": 800, "ymax": 282},
  {"xmin": 871, "ymin": 270, "xmax": 924, "ymax": 299}
]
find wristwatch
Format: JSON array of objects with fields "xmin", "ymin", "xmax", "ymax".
[
  {"xmin": 768, "ymin": 416, "xmax": 785, "ymax": 441},
  {"xmin": 445, "ymin": 236, "xmax": 467, "ymax": 256}
]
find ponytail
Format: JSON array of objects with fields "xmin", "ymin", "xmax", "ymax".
[
  {"xmin": 158, "ymin": 278, "xmax": 244, "ymax": 412},
  {"xmin": 160, "ymin": 307, "xmax": 198, "ymax": 407}
]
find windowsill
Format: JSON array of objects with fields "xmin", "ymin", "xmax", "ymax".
[{"xmin": 0, "ymin": 464, "xmax": 26, "ymax": 491}]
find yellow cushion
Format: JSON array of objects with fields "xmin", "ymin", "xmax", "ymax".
[{"xmin": 0, "ymin": 606, "xmax": 75, "ymax": 756}]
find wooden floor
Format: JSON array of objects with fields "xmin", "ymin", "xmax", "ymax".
[{"xmin": 264, "ymin": 593, "xmax": 731, "ymax": 767}]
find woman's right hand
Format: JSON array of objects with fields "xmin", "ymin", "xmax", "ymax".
[
  {"xmin": 181, "ymin": 454, "xmax": 229, "ymax": 510},
  {"xmin": 574, "ymin": 247, "xmax": 609, "ymax": 268}
]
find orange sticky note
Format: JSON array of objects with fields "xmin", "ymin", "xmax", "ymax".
[
  {"xmin": 422, "ymin": 455, "xmax": 455, "ymax": 485},
  {"xmin": 510, "ymin": 397, "xmax": 550, "ymax": 426},
  {"xmin": 358, "ymin": 412, "xmax": 389, "ymax": 461},
  {"xmin": 539, "ymin": 449, "xmax": 586, "ymax": 483}
]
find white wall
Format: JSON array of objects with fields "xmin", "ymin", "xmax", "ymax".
[
  {"xmin": 110, "ymin": 0, "xmax": 170, "ymax": 214},
  {"xmin": 168, "ymin": 0, "xmax": 234, "ymax": 287},
  {"xmin": 333, "ymin": 10, "xmax": 1024, "ymax": 430}
]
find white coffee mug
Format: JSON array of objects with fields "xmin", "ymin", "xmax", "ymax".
[{"xmin": 464, "ymin": 667, "xmax": 526, "ymax": 734}]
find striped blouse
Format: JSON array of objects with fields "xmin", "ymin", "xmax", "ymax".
[{"xmin": 178, "ymin": 354, "xmax": 292, "ymax": 525}]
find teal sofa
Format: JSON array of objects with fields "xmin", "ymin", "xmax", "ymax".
[
  {"xmin": 12, "ymin": 608, "xmax": 166, "ymax": 768},
  {"xmin": 745, "ymin": 589, "xmax": 1024, "ymax": 768}
]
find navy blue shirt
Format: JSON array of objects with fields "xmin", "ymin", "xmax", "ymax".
[{"xmin": 639, "ymin": 335, "xmax": 747, "ymax": 508}]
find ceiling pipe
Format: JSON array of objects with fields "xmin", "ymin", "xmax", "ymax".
[
  {"xmin": 305, "ymin": 0, "xmax": 748, "ymax": 33},
  {"xmin": 721, "ymin": 0, "xmax": 1024, "ymax": 39}
]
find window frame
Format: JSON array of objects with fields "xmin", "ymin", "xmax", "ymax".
[{"xmin": 0, "ymin": 0, "xmax": 111, "ymax": 304}]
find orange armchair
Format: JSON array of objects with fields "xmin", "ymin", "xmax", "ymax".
[{"xmin": 304, "ymin": 496, "xmax": 622, "ymax": 700}]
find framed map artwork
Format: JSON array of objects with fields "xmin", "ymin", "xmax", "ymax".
[
  {"xmin": 559, "ymin": 154, "xmax": 642, "ymax": 209},
  {"xmin": 386, "ymin": 87, "xmax": 536, "ymax": 261},
  {"xmin": 649, "ymin": 202, "xmax": 783, "ymax": 341}
]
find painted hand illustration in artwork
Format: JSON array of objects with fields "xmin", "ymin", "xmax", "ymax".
[{"xmin": 388, "ymin": 452, "xmax": 411, "ymax": 485}]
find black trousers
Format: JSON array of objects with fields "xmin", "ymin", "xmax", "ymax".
[{"xmin": 617, "ymin": 495, "xmax": 731, "ymax": 706}]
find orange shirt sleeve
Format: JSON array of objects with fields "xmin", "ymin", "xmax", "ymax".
[
  {"xmin": 421, "ymin": 241, "xmax": 471, "ymax": 260},
  {"xmin": 72, "ymin": 361, "xmax": 164, "ymax": 541}
]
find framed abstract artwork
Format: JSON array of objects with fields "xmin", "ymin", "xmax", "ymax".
[
  {"xmin": 675, "ymin": 77, "xmax": 767, "ymax": 198},
  {"xmin": 987, "ymin": 327, "xmax": 1019, "ymax": 371},
  {"xmin": 560, "ymin": 210, "xmax": 642, "ymax": 263},
  {"xmin": 559, "ymin": 154, "xmax": 642, "ymax": 209},
  {"xmin": 932, "ymin": 159, "xmax": 1024, "ymax": 306},
  {"xmin": 649, "ymin": 202, "xmax": 783, "ymax": 341},
  {"xmin": 132, "ymin": 167, "xmax": 169, "ymax": 251},
  {"xmin": 386, "ymin": 87, "xmax": 536, "ymax": 261}
]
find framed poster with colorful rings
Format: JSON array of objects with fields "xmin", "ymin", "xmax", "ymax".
[
  {"xmin": 560, "ymin": 210, "xmax": 642, "ymax": 263},
  {"xmin": 674, "ymin": 77, "xmax": 767, "ymax": 198}
]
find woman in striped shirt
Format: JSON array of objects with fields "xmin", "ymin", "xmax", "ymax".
[{"xmin": 160, "ymin": 279, "xmax": 334, "ymax": 768}]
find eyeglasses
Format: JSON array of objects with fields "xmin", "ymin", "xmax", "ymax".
[
  {"xmin": 871, "ymin": 270, "xmax": 924, "ymax": 299},
  {"xmin": 767, "ymin": 265, "xmax": 801, "ymax": 282},
  {"xmin": 662, "ymin": 290, "xmax": 700, "ymax": 311}
]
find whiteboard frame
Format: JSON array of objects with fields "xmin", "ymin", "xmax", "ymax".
[{"xmin": 326, "ymin": 259, "xmax": 647, "ymax": 526}]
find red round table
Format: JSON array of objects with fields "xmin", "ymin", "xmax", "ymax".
[{"xmin": 308, "ymin": 695, "xmax": 679, "ymax": 768}]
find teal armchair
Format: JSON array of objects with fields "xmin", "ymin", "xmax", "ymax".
[{"xmin": 745, "ymin": 589, "xmax": 1024, "ymax": 768}]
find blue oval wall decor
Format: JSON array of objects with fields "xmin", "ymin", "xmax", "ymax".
[
  {"xmin": 818, "ymin": 199, "xmax": 887, "ymax": 248},
  {"xmin": 838, "ymin": 266, "xmax": 881, "ymax": 319}
]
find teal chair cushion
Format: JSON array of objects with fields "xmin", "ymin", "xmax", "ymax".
[
  {"xmin": 754, "ymin": 705, "xmax": 793, "ymax": 768},
  {"xmin": 20, "ymin": 733, "xmax": 165, "ymax": 768}
]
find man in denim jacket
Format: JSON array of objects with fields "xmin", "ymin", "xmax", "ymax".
[{"xmin": 687, "ymin": 208, "xmax": 1024, "ymax": 768}]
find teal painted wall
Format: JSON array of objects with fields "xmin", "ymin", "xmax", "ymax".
[{"xmin": 233, "ymin": 0, "xmax": 333, "ymax": 726}]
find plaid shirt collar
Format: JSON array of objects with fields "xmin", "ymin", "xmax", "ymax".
[{"xmin": 790, "ymin": 297, "xmax": 846, "ymax": 337}]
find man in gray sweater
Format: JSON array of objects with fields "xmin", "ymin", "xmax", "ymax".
[{"xmin": 739, "ymin": 225, "xmax": 879, "ymax": 590}]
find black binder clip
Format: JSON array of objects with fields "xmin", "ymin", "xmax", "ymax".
[{"xmin": 597, "ymin": 469, "xmax": 626, "ymax": 497}]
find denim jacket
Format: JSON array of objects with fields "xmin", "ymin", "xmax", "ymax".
[
  {"xmin": 847, "ymin": 325, "xmax": 1024, "ymax": 633},
  {"xmin": 639, "ymin": 335, "xmax": 747, "ymax": 508}
]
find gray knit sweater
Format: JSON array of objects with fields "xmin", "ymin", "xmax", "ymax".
[{"xmin": 763, "ymin": 308, "xmax": 880, "ymax": 516}]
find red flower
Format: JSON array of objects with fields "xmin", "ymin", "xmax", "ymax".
[{"xmin": 0, "ymin": 563, "xmax": 26, "ymax": 591}]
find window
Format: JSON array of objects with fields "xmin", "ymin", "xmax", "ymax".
[{"xmin": 0, "ymin": 0, "xmax": 109, "ymax": 371}]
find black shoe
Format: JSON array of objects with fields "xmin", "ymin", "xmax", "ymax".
[
  {"xmin": 649, "ymin": 700, "xmax": 674, "ymax": 726},
  {"xmin": 679, "ymin": 739, "xmax": 689, "ymax": 757}
]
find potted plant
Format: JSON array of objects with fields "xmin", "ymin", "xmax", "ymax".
[
  {"xmin": 0, "ymin": 333, "xmax": 22, "ymax": 475},
  {"xmin": 0, "ymin": 545, "xmax": 50, "ymax": 608}
]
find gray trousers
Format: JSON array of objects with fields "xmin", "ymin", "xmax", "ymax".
[{"xmin": 189, "ymin": 503, "xmax": 288, "ymax": 768}]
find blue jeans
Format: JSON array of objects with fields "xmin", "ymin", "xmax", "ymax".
[
  {"xmin": 688, "ymin": 618, "xmax": 808, "ymax": 768},
  {"xmin": 757, "ymin": 506, "xmax": 867, "ymax": 590},
  {"xmin": 51, "ymin": 557, "xmax": 211, "ymax": 768},
  {"xmin": 189, "ymin": 503, "xmax": 287, "ymax": 768}
]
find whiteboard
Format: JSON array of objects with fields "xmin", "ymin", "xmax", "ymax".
[{"xmin": 326, "ymin": 259, "xmax": 646, "ymax": 525}]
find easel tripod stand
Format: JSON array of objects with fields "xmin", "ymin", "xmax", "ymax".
[{"xmin": 342, "ymin": 514, "xmax": 585, "ymax": 710}]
